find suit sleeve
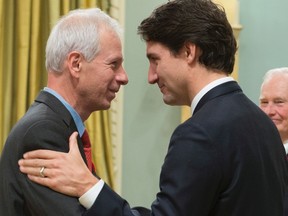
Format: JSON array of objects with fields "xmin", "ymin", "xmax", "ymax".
[
  {"xmin": 150, "ymin": 122, "xmax": 222, "ymax": 215},
  {"xmin": 83, "ymin": 184, "xmax": 150, "ymax": 216},
  {"xmin": 85, "ymin": 122, "xmax": 222, "ymax": 216}
]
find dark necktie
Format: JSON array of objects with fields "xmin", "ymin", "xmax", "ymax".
[{"xmin": 81, "ymin": 129, "xmax": 95, "ymax": 172}]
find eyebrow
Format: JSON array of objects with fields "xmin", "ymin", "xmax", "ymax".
[
  {"xmin": 146, "ymin": 53, "xmax": 159, "ymax": 60},
  {"xmin": 107, "ymin": 56, "xmax": 124, "ymax": 63}
]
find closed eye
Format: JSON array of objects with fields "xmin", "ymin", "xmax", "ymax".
[
  {"xmin": 259, "ymin": 100, "xmax": 268, "ymax": 105},
  {"xmin": 275, "ymin": 99, "xmax": 285, "ymax": 104},
  {"xmin": 109, "ymin": 58, "xmax": 123, "ymax": 69}
]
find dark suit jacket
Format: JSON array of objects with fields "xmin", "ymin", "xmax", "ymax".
[
  {"xmin": 0, "ymin": 91, "xmax": 93, "ymax": 215},
  {"xmin": 86, "ymin": 81, "xmax": 288, "ymax": 216}
]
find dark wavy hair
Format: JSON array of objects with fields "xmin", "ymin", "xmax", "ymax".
[{"xmin": 137, "ymin": 0, "xmax": 237, "ymax": 74}]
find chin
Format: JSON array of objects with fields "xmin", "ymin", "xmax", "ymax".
[
  {"xmin": 92, "ymin": 103, "xmax": 111, "ymax": 112},
  {"xmin": 164, "ymin": 94, "xmax": 181, "ymax": 104},
  {"xmin": 103, "ymin": 104, "xmax": 111, "ymax": 110},
  {"xmin": 163, "ymin": 99, "xmax": 176, "ymax": 106}
]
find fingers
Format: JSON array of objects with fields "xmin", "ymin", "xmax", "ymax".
[
  {"xmin": 19, "ymin": 158, "xmax": 47, "ymax": 168},
  {"xmin": 18, "ymin": 155, "xmax": 61, "ymax": 178},
  {"xmin": 27, "ymin": 174, "xmax": 50, "ymax": 187},
  {"xmin": 19, "ymin": 160, "xmax": 47, "ymax": 177},
  {"xmin": 23, "ymin": 149, "xmax": 62, "ymax": 160},
  {"xmin": 26, "ymin": 173, "xmax": 81, "ymax": 197},
  {"xmin": 69, "ymin": 132, "xmax": 86, "ymax": 163},
  {"xmin": 69, "ymin": 132, "xmax": 79, "ymax": 154},
  {"xmin": 19, "ymin": 131, "xmax": 79, "ymax": 169},
  {"xmin": 68, "ymin": 132, "xmax": 89, "ymax": 171},
  {"xmin": 18, "ymin": 131, "xmax": 80, "ymax": 178},
  {"xmin": 69, "ymin": 131, "xmax": 78, "ymax": 143},
  {"xmin": 26, "ymin": 172, "xmax": 61, "ymax": 192}
]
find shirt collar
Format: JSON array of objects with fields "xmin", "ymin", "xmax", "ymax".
[
  {"xmin": 43, "ymin": 87, "xmax": 85, "ymax": 136},
  {"xmin": 191, "ymin": 77, "xmax": 234, "ymax": 115},
  {"xmin": 284, "ymin": 142, "xmax": 288, "ymax": 154}
]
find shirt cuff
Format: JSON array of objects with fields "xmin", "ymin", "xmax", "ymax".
[{"xmin": 78, "ymin": 179, "xmax": 104, "ymax": 209}]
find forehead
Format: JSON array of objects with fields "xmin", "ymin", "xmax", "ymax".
[
  {"xmin": 98, "ymin": 29, "xmax": 123, "ymax": 57},
  {"xmin": 261, "ymin": 75, "xmax": 288, "ymax": 97},
  {"xmin": 263, "ymin": 74, "xmax": 288, "ymax": 88},
  {"xmin": 100, "ymin": 29, "xmax": 121, "ymax": 46},
  {"xmin": 146, "ymin": 41, "xmax": 171, "ymax": 57}
]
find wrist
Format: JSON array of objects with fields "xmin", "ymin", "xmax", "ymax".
[
  {"xmin": 77, "ymin": 173, "xmax": 99, "ymax": 197},
  {"xmin": 78, "ymin": 179, "xmax": 104, "ymax": 209}
]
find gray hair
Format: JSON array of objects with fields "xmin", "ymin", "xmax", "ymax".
[
  {"xmin": 262, "ymin": 67, "xmax": 288, "ymax": 86},
  {"xmin": 45, "ymin": 8, "xmax": 122, "ymax": 73}
]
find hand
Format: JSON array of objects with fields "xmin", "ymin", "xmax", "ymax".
[{"xmin": 18, "ymin": 132, "xmax": 98, "ymax": 197}]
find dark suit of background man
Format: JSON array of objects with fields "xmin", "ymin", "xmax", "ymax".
[
  {"xmin": 0, "ymin": 8, "xmax": 128, "ymax": 215},
  {"xmin": 19, "ymin": 0, "xmax": 288, "ymax": 215}
]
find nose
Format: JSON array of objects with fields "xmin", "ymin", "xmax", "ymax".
[
  {"xmin": 148, "ymin": 65, "xmax": 158, "ymax": 84},
  {"xmin": 117, "ymin": 66, "xmax": 129, "ymax": 85}
]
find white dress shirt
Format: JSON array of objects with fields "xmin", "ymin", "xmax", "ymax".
[
  {"xmin": 284, "ymin": 142, "xmax": 288, "ymax": 154},
  {"xmin": 79, "ymin": 179, "xmax": 104, "ymax": 209}
]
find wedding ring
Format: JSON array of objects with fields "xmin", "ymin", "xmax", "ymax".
[{"xmin": 39, "ymin": 166, "xmax": 45, "ymax": 178}]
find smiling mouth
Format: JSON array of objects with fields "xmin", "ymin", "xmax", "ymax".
[
  {"xmin": 158, "ymin": 84, "xmax": 165, "ymax": 92},
  {"xmin": 110, "ymin": 87, "xmax": 120, "ymax": 94},
  {"xmin": 271, "ymin": 119, "xmax": 281, "ymax": 124},
  {"xmin": 161, "ymin": 86, "xmax": 169, "ymax": 95}
]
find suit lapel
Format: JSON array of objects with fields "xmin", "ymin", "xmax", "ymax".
[
  {"xmin": 34, "ymin": 91, "xmax": 88, "ymax": 165},
  {"xmin": 193, "ymin": 81, "xmax": 242, "ymax": 115},
  {"xmin": 34, "ymin": 91, "xmax": 73, "ymax": 127}
]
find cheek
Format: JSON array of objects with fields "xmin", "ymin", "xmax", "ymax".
[
  {"xmin": 80, "ymin": 76, "xmax": 105, "ymax": 99},
  {"xmin": 278, "ymin": 107, "xmax": 288, "ymax": 118},
  {"xmin": 260, "ymin": 107, "xmax": 268, "ymax": 114},
  {"xmin": 282, "ymin": 115, "xmax": 288, "ymax": 126}
]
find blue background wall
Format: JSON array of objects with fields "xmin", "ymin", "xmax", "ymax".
[{"xmin": 122, "ymin": 0, "xmax": 288, "ymax": 208}]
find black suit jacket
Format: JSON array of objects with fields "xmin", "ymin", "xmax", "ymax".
[
  {"xmin": 86, "ymin": 81, "xmax": 288, "ymax": 216},
  {"xmin": 0, "ymin": 91, "xmax": 93, "ymax": 215}
]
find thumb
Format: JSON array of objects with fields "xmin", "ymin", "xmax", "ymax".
[{"xmin": 69, "ymin": 132, "xmax": 80, "ymax": 155}]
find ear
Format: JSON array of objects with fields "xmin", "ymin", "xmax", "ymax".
[
  {"xmin": 184, "ymin": 42, "xmax": 197, "ymax": 64},
  {"xmin": 68, "ymin": 52, "xmax": 82, "ymax": 78}
]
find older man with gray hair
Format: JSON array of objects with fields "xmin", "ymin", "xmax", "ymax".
[{"xmin": 259, "ymin": 67, "xmax": 288, "ymax": 151}]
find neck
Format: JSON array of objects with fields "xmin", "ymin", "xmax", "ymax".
[{"xmin": 47, "ymin": 72, "xmax": 89, "ymax": 121}]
